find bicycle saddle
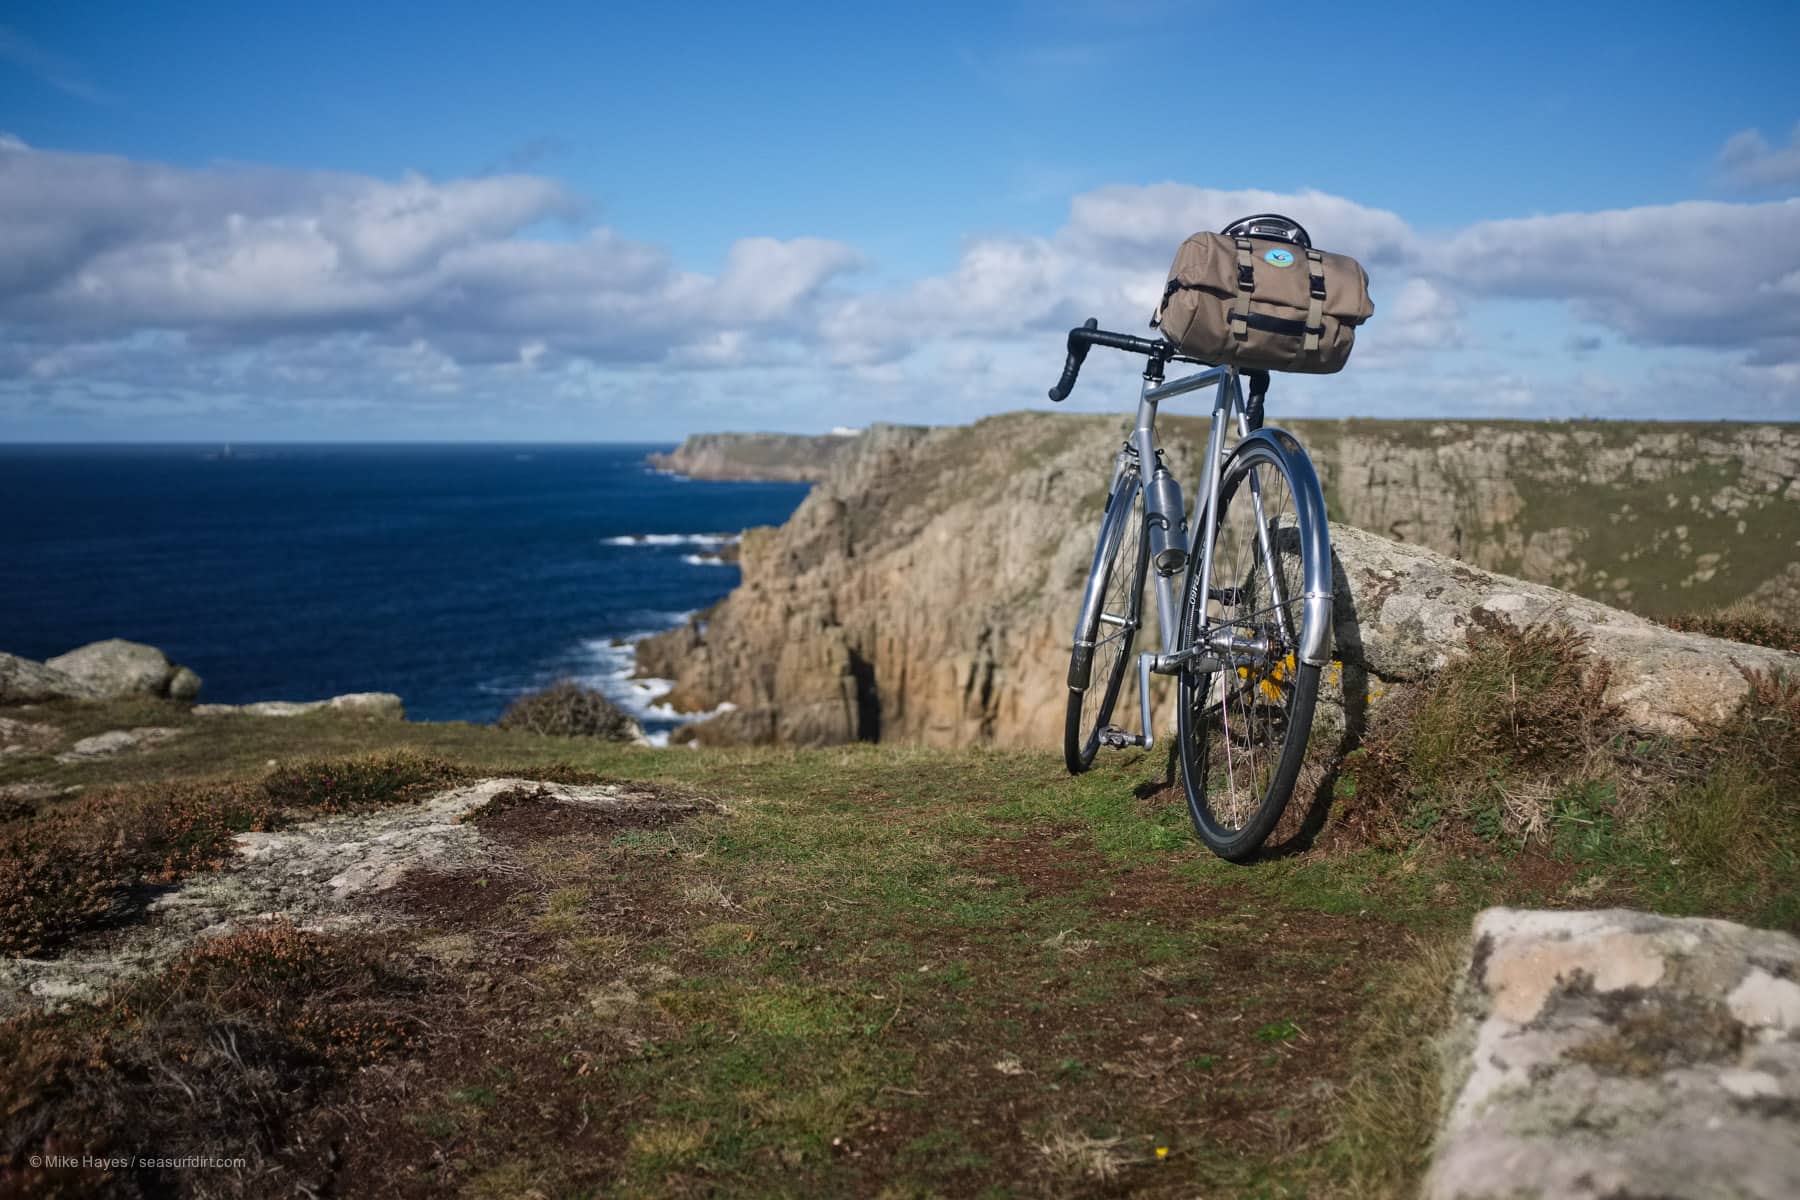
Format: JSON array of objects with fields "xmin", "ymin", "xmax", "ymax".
[{"xmin": 1219, "ymin": 213, "xmax": 1312, "ymax": 249}]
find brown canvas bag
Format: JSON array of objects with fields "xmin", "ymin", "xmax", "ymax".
[{"xmin": 1152, "ymin": 232, "xmax": 1374, "ymax": 374}]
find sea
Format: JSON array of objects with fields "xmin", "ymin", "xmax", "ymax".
[{"xmin": 0, "ymin": 444, "xmax": 812, "ymax": 742}]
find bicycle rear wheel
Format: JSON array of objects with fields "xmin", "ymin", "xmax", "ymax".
[
  {"xmin": 1064, "ymin": 468, "xmax": 1148, "ymax": 774},
  {"xmin": 1176, "ymin": 440, "xmax": 1322, "ymax": 860}
]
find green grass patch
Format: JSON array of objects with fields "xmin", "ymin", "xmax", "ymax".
[{"xmin": 4, "ymin": 656, "xmax": 1796, "ymax": 1195}]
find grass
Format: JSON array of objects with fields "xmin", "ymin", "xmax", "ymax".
[
  {"xmin": 1660, "ymin": 601, "xmax": 1800, "ymax": 655},
  {"xmin": 1315, "ymin": 932, "xmax": 1466, "ymax": 1198},
  {"xmin": 1331, "ymin": 620, "xmax": 1799, "ymax": 930},
  {"xmin": 1336, "ymin": 621, "xmax": 1615, "ymax": 845},
  {"xmin": 2, "ymin": 660, "xmax": 1795, "ymax": 1196}
]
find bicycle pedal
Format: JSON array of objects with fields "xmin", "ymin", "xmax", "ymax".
[{"xmin": 1098, "ymin": 725, "xmax": 1145, "ymax": 750}]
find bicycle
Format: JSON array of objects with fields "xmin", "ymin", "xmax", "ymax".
[{"xmin": 1052, "ymin": 215, "xmax": 1335, "ymax": 862}]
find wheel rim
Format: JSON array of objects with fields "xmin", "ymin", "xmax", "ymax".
[{"xmin": 1182, "ymin": 454, "xmax": 1308, "ymax": 835}]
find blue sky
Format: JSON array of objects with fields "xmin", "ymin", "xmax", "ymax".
[{"xmin": 2, "ymin": 0, "xmax": 1797, "ymax": 439}]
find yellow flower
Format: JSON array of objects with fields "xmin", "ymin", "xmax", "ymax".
[{"xmin": 1155, "ymin": 1146, "xmax": 1169, "ymax": 1160}]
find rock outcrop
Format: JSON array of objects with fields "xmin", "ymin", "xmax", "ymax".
[
  {"xmin": 1329, "ymin": 523, "xmax": 1794, "ymax": 737},
  {"xmin": 0, "ymin": 778, "xmax": 696, "ymax": 1016},
  {"xmin": 648, "ymin": 430, "xmax": 869, "ymax": 482},
  {"xmin": 0, "ymin": 652, "xmax": 98, "ymax": 704},
  {"xmin": 52, "ymin": 727, "xmax": 184, "ymax": 763},
  {"xmin": 1426, "ymin": 907, "xmax": 1800, "ymax": 1200},
  {"xmin": 639, "ymin": 414, "xmax": 1799, "ymax": 748},
  {"xmin": 42, "ymin": 639, "xmax": 202, "ymax": 700},
  {"xmin": 0, "ymin": 717, "xmax": 61, "ymax": 758},
  {"xmin": 193, "ymin": 692, "xmax": 405, "ymax": 720}
]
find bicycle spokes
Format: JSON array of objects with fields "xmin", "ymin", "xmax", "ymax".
[{"xmin": 1184, "ymin": 456, "xmax": 1310, "ymax": 835}]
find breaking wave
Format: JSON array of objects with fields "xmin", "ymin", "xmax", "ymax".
[{"xmin": 602, "ymin": 533, "xmax": 739, "ymax": 547}]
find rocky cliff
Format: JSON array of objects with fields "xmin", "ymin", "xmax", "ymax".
[
  {"xmin": 638, "ymin": 414, "xmax": 1800, "ymax": 747},
  {"xmin": 648, "ymin": 430, "xmax": 871, "ymax": 482}
]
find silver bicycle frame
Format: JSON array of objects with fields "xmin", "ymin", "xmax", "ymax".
[{"xmin": 1071, "ymin": 361, "xmax": 1334, "ymax": 752}]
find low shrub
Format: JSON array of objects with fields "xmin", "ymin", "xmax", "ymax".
[
  {"xmin": 1661, "ymin": 602, "xmax": 1800, "ymax": 655},
  {"xmin": 1, "ymin": 922, "xmax": 431, "ymax": 1196},
  {"xmin": 498, "ymin": 680, "xmax": 641, "ymax": 741},
  {"xmin": 1338, "ymin": 622, "xmax": 1615, "ymax": 845},
  {"xmin": 0, "ymin": 781, "xmax": 273, "ymax": 957},
  {"xmin": 1652, "ymin": 670, "xmax": 1800, "ymax": 894},
  {"xmin": 0, "ymin": 836, "xmax": 125, "ymax": 960},
  {"xmin": 1, "ymin": 752, "xmax": 462, "ymax": 956},
  {"xmin": 260, "ymin": 749, "xmax": 463, "ymax": 813}
]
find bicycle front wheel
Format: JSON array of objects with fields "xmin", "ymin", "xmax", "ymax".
[
  {"xmin": 1064, "ymin": 468, "xmax": 1148, "ymax": 774},
  {"xmin": 1176, "ymin": 439, "xmax": 1323, "ymax": 860}
]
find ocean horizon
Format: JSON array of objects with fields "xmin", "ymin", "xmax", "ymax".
[{"xmin": 0, "ymin": 443, "xmax": 812, "ymax": 740}]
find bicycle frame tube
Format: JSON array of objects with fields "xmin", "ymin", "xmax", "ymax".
[
  {"xmin": 1181, "ymin": 369, "xmax": 1240, "ymax": 663},
  {"xmin": 1135, "ymin": 364, "xmax": 1229, "ymax": 657}
]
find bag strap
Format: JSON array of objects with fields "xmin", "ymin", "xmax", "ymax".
[
  {"xmin": 1303, "ymin": 250, "xmax": 1326, "ymax": 354},
  {"xmin": 1149, "ymin": 278, "xmax": 1178, "ymax": 328},
  {"xmin": 1230, "ymin": 237, "xmax": 1256, "ymax": 342}
]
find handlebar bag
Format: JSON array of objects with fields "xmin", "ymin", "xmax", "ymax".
[{"xmin": 1151, "ymin": 233, "xmax": 1374, "ymax": 374}]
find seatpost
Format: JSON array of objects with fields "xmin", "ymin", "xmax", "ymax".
[{"xmin": 1243, "ymin": 370, "xmax": 1269, "ymax": 432}]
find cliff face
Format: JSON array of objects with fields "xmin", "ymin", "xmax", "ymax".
[
  {"xmin": 1298, "ymin": 419, "xmax": 1800, "ymax": 618},
  {"xmin": 648, "ymin": 430, "xmax": 873, "ymax": 482},
  {"xmin": 639, "ymin": 414, "xmax": 1800, "ymax": 747},
  {"xmin": 651, "ymin": 419, "xmax": 1101, "ymax": 747}
]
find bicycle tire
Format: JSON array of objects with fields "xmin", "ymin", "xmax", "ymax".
[
  {"xmin": 1064, "ymin": 469, "xmax": 1149, "ymax": 774},
  {"xmin": 1176, "ymin": 439, "xmax": 1323, "ymax": 860}
]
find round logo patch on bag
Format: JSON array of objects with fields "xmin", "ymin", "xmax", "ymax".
[{"xmin": 1263, "ymin": 248, "xmax": 1295, "ymax": 267}]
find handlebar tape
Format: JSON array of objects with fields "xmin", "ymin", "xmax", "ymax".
[{"xmin": 1047, "ymin": 317, "xmax": 1099, "ymax": 402}]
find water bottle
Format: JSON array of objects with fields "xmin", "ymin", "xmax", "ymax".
[{"xmin": 1143, "ymin": 463, "xmax": 1187, "ymax": 576}]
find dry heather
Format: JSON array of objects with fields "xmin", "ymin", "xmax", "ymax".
[
  {"xmin": 1661, "ymin": 602, "xmax": 1800, "ymax": 655},
  {"xmin": 496, "ymin": 680, "xmax": 639, "ymax": 740},
  {"xmin": 3, "ymin": 921, "xmax": 437, "ymax": 1198},
  {"xmin": 1330, "ymin": 620, "xmax": 1800, "ymax": 921},
  {"xmin": 1336, "ymin": 622, "xmax": 1616, "ymax": 845},
  {"xmin": 0, "ymin": 751, "xmax": 463, "ymax": 956}
]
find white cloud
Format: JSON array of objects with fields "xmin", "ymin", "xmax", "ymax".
[
  {"xmin": 1717, "ymin": 123, "xmax": 1800, "ymax": 189},
  {"xmin": 1359, "ymin": 278, "xmax": 1463, "ymax": 355},
  {"xmin": 715, "ymin": 237, "xmax": 865, "ymax": 322},
  {"xmin": 1062, "ymin": 184, "xmax": 1415, "ymax": 271},
  {"xmin": 0, "ymin": 140, "xmax": 859, "ymax": 365},
  {"xmin": 1430, "ymin": 198, "xmax": 1800, "ymax": 365},
  {"xmin": 2, "ymin": 141, "xmax": 1797, "ymax": 432}
]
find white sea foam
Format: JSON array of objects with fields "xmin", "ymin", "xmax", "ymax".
[
  {"xmin": 485, "ymin": 611, "xmax": 716, "ymax": 748},
  {"xmin": 569, "ymin": 615, "xmax": 715, "ymax": 730},
  {"xmin": 680, "ymin": 552, "xmax": 730, "ymax": 566},
  {"xmin": 602, "ymin": 532, "xmax": 739, "ymax": 547}
]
